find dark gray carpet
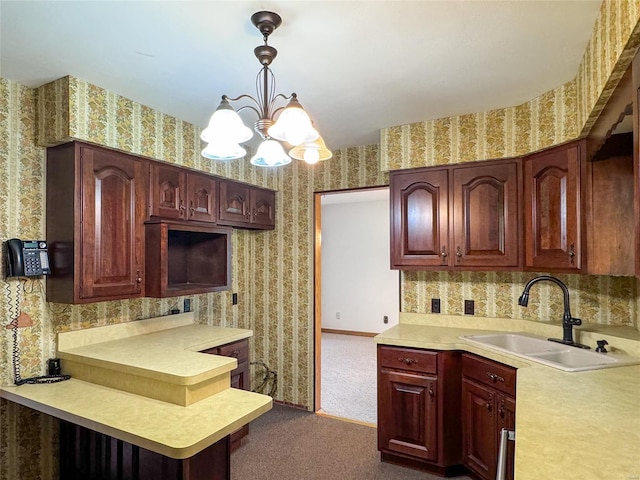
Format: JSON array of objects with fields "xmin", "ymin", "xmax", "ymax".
[{"xmin": 231, "ymin": 404, "xmax": 473, "ymax": 480}]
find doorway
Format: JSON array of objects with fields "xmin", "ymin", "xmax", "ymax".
[{"xmin": 313, "ymin": 187, "xmax": 399, "ymax": 424}]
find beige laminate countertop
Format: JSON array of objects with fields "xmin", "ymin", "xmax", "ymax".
[
  {"xmin": 0, "ymin": 379, "xmax": 271, "ymax": 459},
  {"xmin": 376, "ymin": 316, "xmax": 640, "ymax": 480},
  {"xmin": 56, "ymin": 313, "xmax": 254, "ymax": 385},
  {"xmin": 0, "ymin": 313, "xmax": 273, "ymax": 459}
]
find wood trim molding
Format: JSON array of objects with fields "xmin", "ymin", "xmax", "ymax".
[
  {"xmin": 313, "ymin": 193, "xmax": 322, "ymax": 412},
  {"xmin": 321, "ymin": 328, "xmax": 378, "ymax": 338}
]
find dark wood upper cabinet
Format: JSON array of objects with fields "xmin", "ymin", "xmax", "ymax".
[
  {"xmin": 390, "ymin": 160, "xmax": 521, "ymax": 270},
  {"xmin": 187, "ymin": 172, "xmax": 218, "ymax": 223},
  {"xmin": 524, "ymin": 140, "xmax": 584, "ymax": 272},
  {"xmin": 218, "ymin": 180, "xmax": 276, "ymax": 230},
  {"xmin": 452, "ymin": 161, "xmax": 521, "ymax": 268},
  {"xmin": 144, "ymin": 220, "xmax": 231, "ymax": 297},
  {"xmin": 149, "ymin": 162, "xmax": 217, "ymax": 223},
  {"xmin": 46, "ymin": 142, "xmax": 146, "ymax": 303},
  {"xmin": 390, "ymin": 168, "xmax": 449, "ymax": 267}
]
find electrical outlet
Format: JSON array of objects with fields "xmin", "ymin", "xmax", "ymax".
[
  {"xmin": 431, "ymin": 298, "xmax": 441, "ymax": 314},
  {"xmin": 183, "ymin": 299, "xmax": 191, "ymax": 312},
  {"xmin": 336, "ymin": 312, "xmax": 341, "ymax": 320},
  {"xmin": 232, "ymin": 293, "xmax": 238, "ymax": 305},
  {"xmin": 383, "ymin": 315, "xmax": 389, "ymax": 324},
  {"xmin": 464, "ymin": 299, "xmax": 475, "ymax": 315}
]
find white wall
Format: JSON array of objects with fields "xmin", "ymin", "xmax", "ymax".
[{"xmin": 321, "ymin": 189, "xmax": 399, "ymax": 333}]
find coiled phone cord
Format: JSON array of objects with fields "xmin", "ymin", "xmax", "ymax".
[{"xmin": 6, "ymin": 281, "xmax": 70, "ymax": 385}]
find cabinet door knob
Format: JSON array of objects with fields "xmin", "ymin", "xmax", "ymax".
[
  {"xmin": 428, "ymin": 383, "xmax": 435, "ymax": 401},
  {"xmin": 498, "ymin": 399, "xmax": 505, "ymax": 420},
  {"xmin": 231, "ymin": 350, "xmax": 240, "ymax": 358},
  {"xmin": 487, "ymin": 393, "xmax": 494, "ymax": 416},
  {"xmin": 135, "ymin": 270, "xmax": 142, "ymax": 290},
  {"xmin": 456, "ymin": 246, "xmax": 462, "ymax": 259},
  {"xmin": 440, "ymin": 246, "xmax": 448, "ymax": 262},
  {"xmin": 179, "ymin": 200, "xmax": 185, "ymax": 212},
  {"xmin": 568, "ymin": 243, "xmax": 576, "ymax": 264}
]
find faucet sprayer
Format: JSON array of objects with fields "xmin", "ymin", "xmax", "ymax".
[{"xmin": 518, "ymin": 275, "xmax": 590, "ymax": 349}]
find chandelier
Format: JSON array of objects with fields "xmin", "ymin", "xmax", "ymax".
[{"xmin": 201, "ymin": 11, "xmax": 332, "ymax": 167}]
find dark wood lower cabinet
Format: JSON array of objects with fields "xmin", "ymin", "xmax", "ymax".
[
  {"xmin": 60, "ymin": 421, "xmax": 229, "ymax": 480},
  {"xmin": 377, "ymin": 346, "xmax": 465, "ymax": 476},
  {"xmin": 201, "ymin": 338, "xmax": 250, "ymax": 451},
  {"xmin": 377, "ymin": 347, "xmax": 517, "ymax": 479},
  {"xmin": 461, "ymin": 354, "xmax": 516, "ymax": 480}
]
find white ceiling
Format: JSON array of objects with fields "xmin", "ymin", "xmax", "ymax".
[{"xmin": 1, "ymin": 1, "xmax": 602, "ymax": 151}]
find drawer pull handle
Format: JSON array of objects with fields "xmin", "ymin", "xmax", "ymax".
[
  {"xmin": 230, "ymin": 350, "xmax": 241, "ymax": 357},
  {"xmin": 487, "ymin": 372, "xmax": 505, "ymax": 383},
  {"xmin": 398, "ymin": 357, "xmax": 418, "ymax": 366}
]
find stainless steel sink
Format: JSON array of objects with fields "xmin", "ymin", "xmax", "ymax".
[{"xmin": 461, "ymin": 333, "xmax": 640, "ymax": 372}]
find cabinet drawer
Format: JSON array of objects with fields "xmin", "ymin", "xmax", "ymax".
[
  {"xmin": 378, "ymin": 345, "xmax": 438, "ymax": 374},
  {"xmin": 215, "ymin": 339, "xmax": 249, "ymax": 363},
  {"xmin": 462, "ymin": 354, "xmax": 516, "ymax": 396}
]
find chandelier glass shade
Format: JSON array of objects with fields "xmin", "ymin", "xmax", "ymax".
[
  {"xmin": 288, "ymin": 136, "xmax": 333, "ymax": 164},
  {"xmin": 201, "ymin": 140, "xmax": 246, "ymax": 161},
  {"xmin": 250, "ymin": 139, "xmax": 291, "ymax": 167},
  {"xmin": 200, "ymin": 11, "xmax": 330, "ymax": 167}
]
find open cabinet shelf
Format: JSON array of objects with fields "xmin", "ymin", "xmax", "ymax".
[{"xmin": 145, "ymin": 220, "xmax": 232, "ymax": 297}]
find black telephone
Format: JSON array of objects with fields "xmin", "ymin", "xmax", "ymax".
[{"xmin": 4, "ymin": 239, "xmax": 51, "ymax": 277}]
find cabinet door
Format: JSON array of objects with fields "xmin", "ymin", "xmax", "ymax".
[
  {"xmin": 452, "ymin": 161, "xmax": 520, "ymax": 268},
  {"xmin": 390, "ymin": 169, "xmax": 450, "ymax": 268},
  {"xmin": 149, "ymin": 163, "xmax": 186, "ymax": 220},
  {"xmin": 524, "ymin": 141, "xmax": 583, "ymax": 271},
  {"xmin": 219, "ymin": 181, "xmax": 251, "ymax": 226},
  {"xmin": 80, "ymin": 146, "xmax": 145, "ymax": 300},
  {"xmin": 378, "ymin": 368, "xmax": 438, "ymax": 462},
  {"xmin": 497, "ymin": 394, "xmax": 516, "ymax": 480},
  {"xmin": 187, "ymin": 173, "xmax": 217, "ymax": 223},
  {"xmin": 462, "ymin": 378, "xmax": 496, "ymax": 480},
  {"xmin": 251, "ymin": 188, "xmax": 276, "ymax": 229}
]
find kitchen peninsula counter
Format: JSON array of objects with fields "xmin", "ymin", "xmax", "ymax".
[
  {"xmin": 375, "ymin": 314, "xmax": 640, "ymax": 480},
  {"xmin": 0, "ymin": 313, "xmax": 272, "ymax": 468}
]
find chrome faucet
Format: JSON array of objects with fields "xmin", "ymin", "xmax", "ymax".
[{"xmin": 518, "ymin": 275, "xmax": 590, "ymax": 349}]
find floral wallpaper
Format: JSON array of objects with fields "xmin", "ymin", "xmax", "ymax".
[
  {"xmin": 1, "ymin": 1, "xmax": 640, "ymax": 479},
  {"xmin": 381, "ymin": 0, "xmax": 640, "ymax": 170},
  {"xmin": 0, "ymin": 79, "xmax": 59, "ymax": 480},
  {"xmin": 403, "ymin": 271, "xmax": 635, "ymax": 326}
]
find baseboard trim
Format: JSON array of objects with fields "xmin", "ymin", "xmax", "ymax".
[
  {"xmin": 321, "ymin": 328, "xmax": 377, "ymax": 337},
  {"xmin": 274, "ymin": 399, "xmax": 311, "ymax": 411},
  {"xmin": 316, "ymin": 410, "xmax": 377, "ymax": 428}
]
